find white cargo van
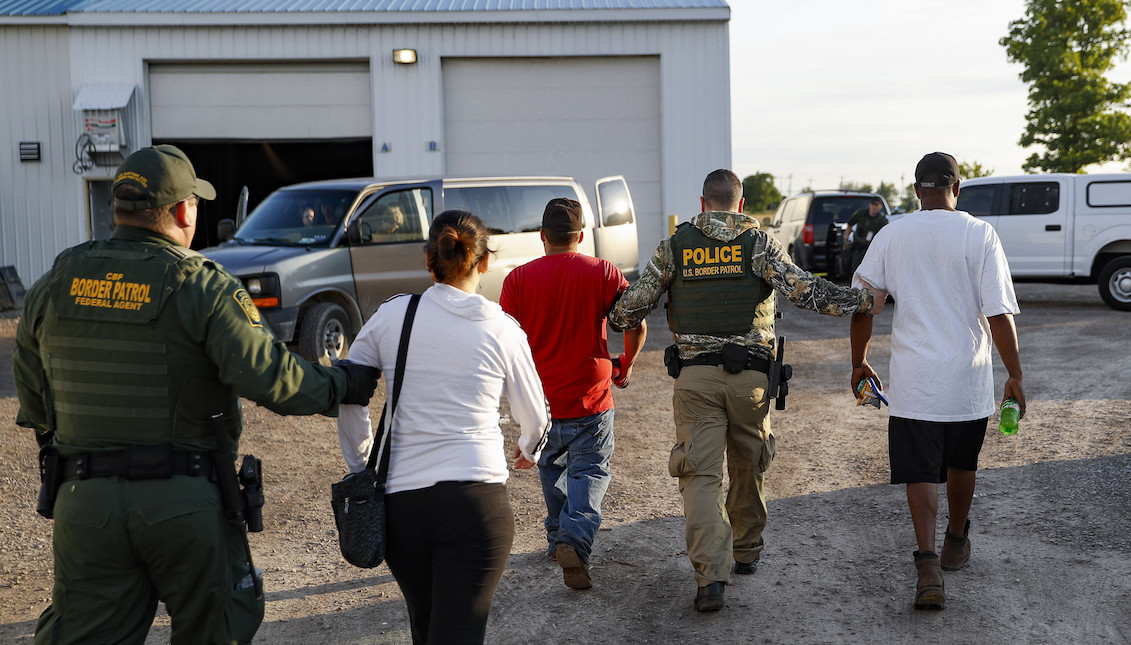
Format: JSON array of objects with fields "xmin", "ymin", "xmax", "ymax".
[
  {"xmin": 956, "ymin": 173, "xmax": 1131, "ymax": 310},
  {"xmin": 202, "ymin": 175, "xmax": 639, "ymax": 364}
]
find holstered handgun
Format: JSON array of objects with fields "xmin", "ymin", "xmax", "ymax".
[
  {"xmin": 664, "ymin": 345, "xmax": 681, "ymax": 379},
  {"xmin": 239, "ymin": 455, "xmax": 264, "ymax": 533},
  {"xmin": 767, "ymin": 335, "xmax": 794, "ymax": 410},
  {"xmin": 36, "ymin": 444, "xmax": 61, "ymax": 519}
]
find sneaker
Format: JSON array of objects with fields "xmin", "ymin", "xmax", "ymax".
[
  {"xmin": 940, "ymin": 520, "xmax": 971, "ymax": 571},
  {"xmin": 554, "ymin": 543, "xmax": 592, "ymax": 590},
  {"xmin": 732, "ymin": 556, "xmax": 759, "ymax": 575},
  {"xmin": 913, "ymin": 550, "xmax": 945, "ymax": 610},
  {"xmin": 694, "ymin": 581, "xmax": 726, "ymax": 612}
]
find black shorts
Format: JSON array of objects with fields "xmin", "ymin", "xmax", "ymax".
[{"xmin": 888, "ymin": 416, "xmax": 988, "ymax": 484}]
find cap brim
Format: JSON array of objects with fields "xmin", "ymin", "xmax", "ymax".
[{"xmin": 195, "ymin": 178, "xmax": 217, "ymax": 201}]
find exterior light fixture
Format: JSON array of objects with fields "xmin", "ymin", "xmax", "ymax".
[{"xmin": 392, "ymin": 49, "xmax": 417, "ymax": 65}]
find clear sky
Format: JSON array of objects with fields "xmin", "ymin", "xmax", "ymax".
[{"xmin": 729, "ymin": 0, "xmax": 1131, "ymax": 199}]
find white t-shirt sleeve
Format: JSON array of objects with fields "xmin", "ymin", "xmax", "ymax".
[
  {"xmin": 979, "ymin": 227, "xmax": 1020, "ymax": 318},
  {"xmin": 853, "ymin": 228, "xmax": 889, "ymax": 292}
]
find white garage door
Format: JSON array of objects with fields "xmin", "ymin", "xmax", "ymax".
[
  {"xmin": 442, "ymin": 57, "xmax": 661, "ymax": 267},
  {"xmin": 149, "ymin": 62, "xmax": 372, "ymax": 140}
]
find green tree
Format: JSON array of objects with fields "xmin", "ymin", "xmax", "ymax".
[
  {"xmin": 959, "ymin": 160, "xmax": 994, "ymax": 179},
  {"xmin": 741, "ymin": 173, "xmax": 783, "ymax": 213},
  {"xmin": 899, "ymin": 183, "xmax": 919, "ymax": 212},
  {"xmin": 876, "ymin": 181, "xmax": 899, "ymax": 206},
  {"xmin": 839, "ymin": 181, "xmax": 874, "ymax": 193},
  {"xmin": 1001, "ymin": 0, "xmax": 1131, "ymax": 172}
]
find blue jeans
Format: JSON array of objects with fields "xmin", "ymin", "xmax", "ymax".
[{"xmin": 538, "ymin": 409, "xmax": 615, "ymax": 564}]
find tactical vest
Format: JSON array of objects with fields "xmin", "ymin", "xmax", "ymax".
[
  {"xmin": 668, "ymin": 223, "xmax": 775, "ymax": 336},
  {"xmin": 42, "ymin": 239, "xmax": 240, "ymax": 449}
]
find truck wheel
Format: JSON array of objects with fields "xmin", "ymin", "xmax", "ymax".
[
  {"xmin": 299, "ymin": 302, "xmax": 352, "ymax": 366},
  {"xmin": 1098, "ymin": 256, "xmax": 1131, "ymax": 311}
]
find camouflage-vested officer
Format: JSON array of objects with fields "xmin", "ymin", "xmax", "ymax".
[
  {"xmin": 13, "ymin": 145, "xmax": 379, "ymax": 645},
  {"xmin": 609, "ymin": 170, "xmax": 876, "ymax": 613},
  {"xmin": 847, "ymin": 198, "xmax": 889, "ymax": 274}
]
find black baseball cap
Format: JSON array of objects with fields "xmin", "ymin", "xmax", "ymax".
[
  {"xmin": 541, "ymin": 198, "xmax": 584, "ymax": 233},
  {"xmin": 112, "ymin": 145, "xmax": 216, "ymax": 211},
  {"xmin": 915, "ymin": 152, "xmax": 959, "ymax": 188}
]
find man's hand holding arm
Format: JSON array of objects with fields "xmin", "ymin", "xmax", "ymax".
[{"xmin": 987, "ymin": 313, "xmax": 1025, "ymax": 418}]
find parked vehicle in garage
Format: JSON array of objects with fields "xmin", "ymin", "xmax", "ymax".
[
  {"xmin": 202, "ymin": 175, "xmax": 639, "ymax": 364},
  {"xmin": 956, "ymin": 173, "xmax": 1131, "ymax": 311},
  {"xmin": 767, "ymin": 190, "xmax": 891, "ymax": 274}
]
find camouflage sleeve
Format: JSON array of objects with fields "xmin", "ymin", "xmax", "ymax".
[
  {"xmin": 756, "ymin": 233, "xmax": 873, "ymax": 316},
  {"xmin": 179, "ymin": 263, "xmax": 349, "ymax": 416},
  {"xmin": 609, "ymin": 237, "xmax": 674, "ymax": 332}
]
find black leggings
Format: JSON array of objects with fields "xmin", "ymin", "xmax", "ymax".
[{"xmin": 385, "ymin": 481, "xmax": 515, "ymax": 645}]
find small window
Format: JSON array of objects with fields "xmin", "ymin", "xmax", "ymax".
[
  {"xmin": 447, "ymin": 187, "xmax": 512, "ymax": 234},
  {"xmin": 353, "ymin": 188, "xmax": 430, "ymax": 245},
  {"xmin": 509, "ymin": 185, "xmax": 577, "ymax": 232},
  {"xmin": 956, "ymin": 184, "xmax": 996, "ymax": 217},
  {"xmin": 597, "ymin": 181, "xmax": 634, "ymax": 227},
  {"xmin": 1087, "ymin": 180, "xmax": 1131, "ymax": 207},
  {"xmin": 1007, "ymin": 182, "xmax": 1059, "ymax": 215}
]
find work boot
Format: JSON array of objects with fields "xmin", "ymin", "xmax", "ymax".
[
  {"xmin": 554, "ymin": 543, "xmax": 592, "ymax": 590},
  {"xmin": 940, "ymin": 520, "xmax": 971, "ymax": 571},
  {"xmin": 732, "ymin": 554, "xmax": 759, "ymax": 575},
  {"xmin": 913, "ymin": 550, "xmax": 945, "ymax": 610},
  {"xmin": 694, "ymin": 581, "xmax": 726, "ymax": 612}
]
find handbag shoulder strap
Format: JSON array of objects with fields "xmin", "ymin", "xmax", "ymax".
[{"xmin": 364, "ymin": 293, "xmax": 421, "ymax": 478}]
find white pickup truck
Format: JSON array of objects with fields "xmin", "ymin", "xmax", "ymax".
[{"xmin": 956, "ymin": 173, "xmax": 1131, "ymax": 310}]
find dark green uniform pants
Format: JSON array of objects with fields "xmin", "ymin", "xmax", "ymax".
[{"xmin": 36, "ymin": 476, "xmax": 260, "ymax": 645}]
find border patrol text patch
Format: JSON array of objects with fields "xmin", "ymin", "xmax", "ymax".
[{"xmin": 680, "ymin": 244, "xmax": 745, "ymax": 279}]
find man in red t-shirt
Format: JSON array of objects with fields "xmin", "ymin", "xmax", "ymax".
[{"xmin": 501, "ymin": 198, "xmax": 647, "ymax": 590}]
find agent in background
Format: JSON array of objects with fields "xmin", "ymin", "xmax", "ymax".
[{"xmin": 337, "ymin": 210, "xmax": 549, "ymax": 645}]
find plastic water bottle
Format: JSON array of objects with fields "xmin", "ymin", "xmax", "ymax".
[{"xmin": 999, "ymin": 398, "xmax": 1020, "ymax": 436}]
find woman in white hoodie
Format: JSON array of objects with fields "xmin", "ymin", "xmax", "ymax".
[{"xmin": 337, "ymin": 209, "xmax": 549, "ymax": 645}]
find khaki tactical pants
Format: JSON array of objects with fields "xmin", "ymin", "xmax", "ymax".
[{"xmin": 670, "ymin": 365, "xmax": 775, "ymax": 587}]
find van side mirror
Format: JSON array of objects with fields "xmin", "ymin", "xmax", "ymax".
[
  {"xmin": 762, "ymin": 217, "xmax": 773, "ymax": 228},
  {"xmin": 217, "ymin": 219, "xmax": 235, "ymax": 242}
]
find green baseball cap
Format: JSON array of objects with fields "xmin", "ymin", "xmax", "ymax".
[{"xmin": 112, "ymin": 144, "xmax": 216, "ymax": 211}]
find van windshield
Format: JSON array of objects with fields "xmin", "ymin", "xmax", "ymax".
[{"xmin": 233, "ymin": 189, "xmax": 358, "ymax": 247}]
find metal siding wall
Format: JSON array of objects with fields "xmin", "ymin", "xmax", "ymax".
[
  {"xmin": 0, "ymin": 26, "xmax": 79, "ymax": 289},
  {"xmin": 4, "ymin": 18, "xmax": 728, "ymax": 284}
]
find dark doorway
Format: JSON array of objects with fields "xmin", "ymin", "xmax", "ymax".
[{"xmin": 156, "ymin": 139, "xmax": 373, "ymax": 249}]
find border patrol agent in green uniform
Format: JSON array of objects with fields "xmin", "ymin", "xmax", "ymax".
[
  {"xmin": 609, "ymin": 169, "xmax": 880, "ymax": 613},
  {"xmin": 13, "ymin": 145, "xmax": 380, "ymax": 645},
  {"xmin": 846, "ymin": 197, "xmax": 889, "ymax": 275}
]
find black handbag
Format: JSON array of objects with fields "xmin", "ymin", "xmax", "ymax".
[{"xmin": 331, "ymin": 294, "xmax": 420, "ymax": 568}]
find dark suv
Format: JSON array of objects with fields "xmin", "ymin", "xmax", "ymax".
[{"xmin": 768, "ymin": 190, "xmax": 891, "ymax": 275}]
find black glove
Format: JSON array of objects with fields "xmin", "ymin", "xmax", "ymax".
[{"xmin": 335, "ymin": 360, "xmax": 381, "ymax": 406}]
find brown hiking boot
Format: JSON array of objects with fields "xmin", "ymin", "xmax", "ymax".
[
  {"xmin": 913, "ymin": 550, "xmax": 945, "ymax": 610},
  {"xmin": 941, "ymin": 520, "xmax": 971, "ymax": 571},
  {"xmin": 554, "ymin": 543, "xmax": 592, "ymax": 590}
]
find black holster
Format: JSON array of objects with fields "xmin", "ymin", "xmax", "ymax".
[
  {"xmin": 239, "ymin": 455, "xmax": 264, "ymax": 534},
  {"xmin": 664, "ymin": 345, "xmax": 681, "ymax": 378},
  {"xmin": 36, "ymin": 445, "xmax": 61, "ymax": 519}
]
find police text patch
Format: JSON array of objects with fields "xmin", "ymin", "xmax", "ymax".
[
  {"xmin": 680, "ymin": 244, "xmax": 745, "ymax": 280},
  {"xmin": 234, "ymin": 289, "xmax": 263, "ymax": 327}
]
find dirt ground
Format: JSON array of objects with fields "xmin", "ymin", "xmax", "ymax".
[{"xmin": 1, "ymin": 282, "xmax": 1129, "ymax": 644}]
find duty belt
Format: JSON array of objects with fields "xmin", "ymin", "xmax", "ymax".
[
  {"xmin": 681, "ymin": 351, "xmax": 772, "ymax": 374},
  {"xmin": 60, "ymin": 445, "xmax": 214, "ymax": 482}
]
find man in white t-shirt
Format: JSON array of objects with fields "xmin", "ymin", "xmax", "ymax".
[{"xmin": 848, "ymin": 151, "xmax": 1026, "ymax": 610}]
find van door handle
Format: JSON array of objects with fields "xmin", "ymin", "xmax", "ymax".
[{"xmin": 1045, "ymin": 225, "xmax": 1061, "ymax": 231}]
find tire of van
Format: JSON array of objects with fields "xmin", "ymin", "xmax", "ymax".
[
  {"xmin": 299, "ymin": 302, "xmax": 352, "ymax": 366},
  {"xmin": 1098, "ymin": 256, "xmax": 1131, "ymax": 311}
]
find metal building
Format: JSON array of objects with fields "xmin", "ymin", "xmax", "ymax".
[{"xmin": 0, "ymin": 0, "xmax": 732, "ymax": 285}]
